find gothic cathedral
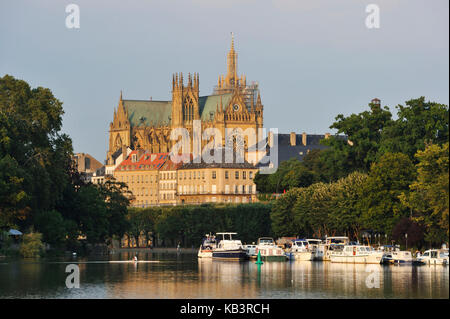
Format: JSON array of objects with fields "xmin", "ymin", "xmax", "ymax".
[{"xmin": 106, "ymin": 35, "xmax": 264, "ymax": 164}]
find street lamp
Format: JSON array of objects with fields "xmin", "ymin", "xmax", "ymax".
[
  {"xmin": 384, "ymin": 234, "xmax": 387, "ymax": 245},
  {"xmin": 405, "ymin": 233, "xmax": 408, "ymax": 250}
]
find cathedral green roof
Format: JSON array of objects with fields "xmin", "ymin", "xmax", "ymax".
[
  {"xmin": 199, "ymin": 93, "xmax": 232, "ymax": 121},
  {"xmin": 124, "ymin": 93, "xmax": 232, "ymax": 127},
  {"xmin": 124, "ymin": 100, "xmax": 172, "ymax": 127}
]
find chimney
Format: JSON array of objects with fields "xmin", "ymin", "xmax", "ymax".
[
  {"xmin": 136, "ymin": 148, "xmax": 144, "ymax": 161},
  {"xmin": 268, "ymin": 131, "xmax": 273, "ymax": 148},
  {"xmin": 302, "ymin": 132, "xmax": 307, "ymax": 146},
  {"xmin": 325, "ymin": 132, "xmax": 331, "ymax": 139},
  {"xmin": 290, "ymin": 132, "xmax": 296, "ymax": 146},
  {"xmin": 122, "ymin": 144, "xmax": 128, "ymax": 160}
]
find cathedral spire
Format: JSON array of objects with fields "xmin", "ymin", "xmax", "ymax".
[{"xmin": 226, "ymin": 32, "xmax": 238, "ymax": 87}]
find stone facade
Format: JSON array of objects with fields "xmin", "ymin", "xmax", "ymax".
[{"xmin": 106, "ymin": 36, "xmax": 264, "ymax": 165}]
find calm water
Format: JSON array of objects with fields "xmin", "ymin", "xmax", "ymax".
[{"xmin": 0, "ymin": 251, "xmax": 448, "ymax": 299}]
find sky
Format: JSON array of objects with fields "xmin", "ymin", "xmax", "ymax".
[{"xmin": 0, "ymin": 0, "xmax": 448, "ymax": 162}]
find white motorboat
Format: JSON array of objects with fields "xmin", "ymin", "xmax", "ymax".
[
  {"xmin": 379, "ymin": 245, "xmax": 413, "ymax": 264},
  {"xmin": 330, "ymin": 245, "xmax": 384, "ymax": 264},
  {"xmin": 306, "ymin": 239, "xmax": 324, "ymax": 260},
  {"xmin": 288, "ymin": 239, "xmax": 314, "ymax": 261},
  {"xmin": 198, "ymin": 233, "xmax": 217, "ymax": 258},
  {"xmin": 416, "ymin": 249, "xmax": 449, "ymax": 265},
  {"xmin": 321, "ymin": 236, "xmax": 350, "ymax": 261},
  {"xmin": 243, "ymin": 244, "xmax": 257, "ymax": 259},
  {"xmin": 255, "ymin": 237, "xmax": 287, "ymax": 261},
  {"xmin": 212, "ymin": 232, "xmax": 248, "ymax": 261}
]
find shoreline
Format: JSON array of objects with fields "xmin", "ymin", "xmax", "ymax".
[{"xmin": 113, "ymin": 247, "xmax": 197, "ymax": 254}]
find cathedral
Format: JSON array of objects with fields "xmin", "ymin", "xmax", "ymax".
[{"xmin": 106, "ymin": 35, "xmax": 264, "ymax": 165}]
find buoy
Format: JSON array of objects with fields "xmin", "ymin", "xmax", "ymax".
[{"xmin": 255, "ymin": 251, "xmax": 264, "ymax": 265}]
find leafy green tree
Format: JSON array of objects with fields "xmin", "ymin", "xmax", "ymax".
[
  {"xmin": 34, "ymin": 210, "xmax": 67, "ymax": 247},
  {"xmin": 0, "ymin": 74, "xmax": 73, "ymax": 228},
  {"xmin": 0, "ymin": 155, "xmax": 28, "ymax": 228},
  {"xmin": 271, "ymin": 189, "xmax": 302, "ymax": 237},
  {"xmin": 19, "ymin": 232, "xmax": 44, "ymax": 258},
  {"xmin": 380, "ymin": 97, "xmax": 449, "ymax": 160},
  {"xmin": 400, "ymin": 143, "xmax": 449, "ymax": 244},
  {"xmin": 359, "ymin": 153, "xmax": 416, "ymax": 234},
  {"xmin": 320, "ymin": 101, "xmax": 393, "ymax": 180}
]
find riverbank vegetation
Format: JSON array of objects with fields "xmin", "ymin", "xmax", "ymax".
[
  {"xmin": 0, "ymin": 75, "xmax": 131, "ymax": 255},
  {"xmin": 263, "ymin": 98, "xmax": 449, "ymax": 248},
  {"xmin": 126, "ymin": 203, "xmax": 272, "ymax": 248}
]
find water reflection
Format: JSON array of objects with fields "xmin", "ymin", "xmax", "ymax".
[{"xmin": 0, "ymin": 253, "xmax": 448, "ymax": 299}]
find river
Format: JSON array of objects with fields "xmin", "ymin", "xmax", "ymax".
[{"xmin": 0, "ymin": 251, "xmax": 448, "ymax": 299}]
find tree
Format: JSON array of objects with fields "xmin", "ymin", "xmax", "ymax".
[
  {"xmin": 0, "ymin": 74, "xmax": 73, "ymax": 228},
  {"xmin": 400, "ymin": 143, "xmax": 449, "ymax": 244},
  {"xmin": 380, "ymin": 97, "xmax": 449, "ymax": 160},
  {"xmin": 391, "ymin": 217, "xmax": 424, "ymax": 249},
  {"xmin": 359, "ymin": 153, "xmax": 416, "ymax": 234},
  {"xmin": 271, "ymin": 189, "xmax": 302, "ymax": 237},
  {"xmin": 19, "ymin": 232, "xmax": 44, "ymax": 258},
  {"xmin": 34, "ymin": 210, "xmax": 67, "ymax": 247}
]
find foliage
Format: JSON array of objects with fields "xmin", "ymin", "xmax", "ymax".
[
  {"xmin": 380, "ymin": 97, "xmax": 449, "ymax": 160},
  {"xmin": 391, "ymin": 217, "xmax": 424, "ymax": 248},
  {"xmin": 19, "ymin": 232, "xmax": 44, "ymax": 258},
  {"xmin": 0, "ymin": 75, "xmax": 131, "ymax": 252},
  {"xmin": 359, "ymin": 153, "xmax": 416, "ymax": 234},
  {"xmin": 320, "ymin": 101, "xmax": 393, "ymax": 180},
  {"xmin": 128, "ymin": 203, "xmax": 272, "ymax": 247},
  {"xmin": 400, "ymin": 143, "xmax": 449, "ymax": 244}
]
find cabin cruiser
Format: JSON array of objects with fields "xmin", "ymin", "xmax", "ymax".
[
  {"xmin": 243, "ymin": 244, "xmax": 257, "ymax": 259},
  {"xmin": 330, "ymin": 245, "xmax": 384, "ymax": 264},
  {"xmin": 379, "ymin": 245, "xmax": 413, "ymax": 264},
  {"xmin": 212, "ymin": 232, "xmax": 248, "ymax": 261},
  {"xmin": 198, "ymin": 233, "xmax": 217, "ymax": 258},
  {"xmin": 321, "ymin": 236, "xmax": 350, "ymax": 261},
  {"xmin": 307, "ymin": 239, "xmax": 324, "ymax": 260},
  {"xmin": 416, "ymin": 249, "xmax": 449, "ymax": 265},
  {"xmin": 287, "ymin": 239, "xmax": 314, "ymax": 261},
  {"xmin": 255, "ymin": 237, "xmax": 287, "ymax": 261}
]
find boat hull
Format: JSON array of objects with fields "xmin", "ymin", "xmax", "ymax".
[
  {"xmin": 261, "ymin": 255, "xmax": 287, "ymax": 262},
  {"xmin": 198, "ymin": 249, "xmax": 213, "ymax": 258},
  {"xmin": 212, "ymin": 250, "xmax": 248, "ymax": 261},
  {"xmin": 330, "ymin": 254, "xmax": 383, "ymax": 264},
  {"xmin": 293, "ymin": 251, "xmax": 314, "ymax": 261}
]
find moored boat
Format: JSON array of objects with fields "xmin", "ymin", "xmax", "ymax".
[
  {"xmin": 243, "ymin": 244, "xmax": 257, "ymax": 259},
  {"xmin": 306, "ymin": 239, "xmax": 324, "ymax": 260},
  {"xmin": 320, "ymin": 236, "xmax": 350, "ymax": 261},
  {"xmin": 416, "ymin": 249, "xmax": 449, "ymax": 265},
  {"xmin": 198, "ymin": 233, "xmax": 217, "ymax": 258},
  {"xmin": 289, "ymin": 239, "xmax": 314, "ymax": 261},
  {"xmin": 255, "ymin": 237, "xmax": 287, "ymax": 261},
  {"xmin": 379, "ymin": 245, "xmax": 413, "ymax": 264},
  {"xmin": 212, "ymin": 232, "xmax": 248, "ymax": 261},
  {"xmin": 330, "ymin": 245, "xmax": 384, "ymax": 264}
]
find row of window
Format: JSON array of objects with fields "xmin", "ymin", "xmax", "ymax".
[
  {"xmin": 118, "ymin": 175, "xmax": 157, "ymax": 183},
  {"xmin": 178, "ymin": 184, "xmax": 254, "ymax": 195},
  {"xmin": 160, "ymin": 172, "xmax": 176, "ymax": 180},
  {"xmin": 178, "ymin": 170, "xmax": 254, "ymax": 180}
]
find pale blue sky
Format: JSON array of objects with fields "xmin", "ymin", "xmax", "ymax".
[{"xmin": 1, "ymin": 0, "xmax": 448, "ymax": 162}]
